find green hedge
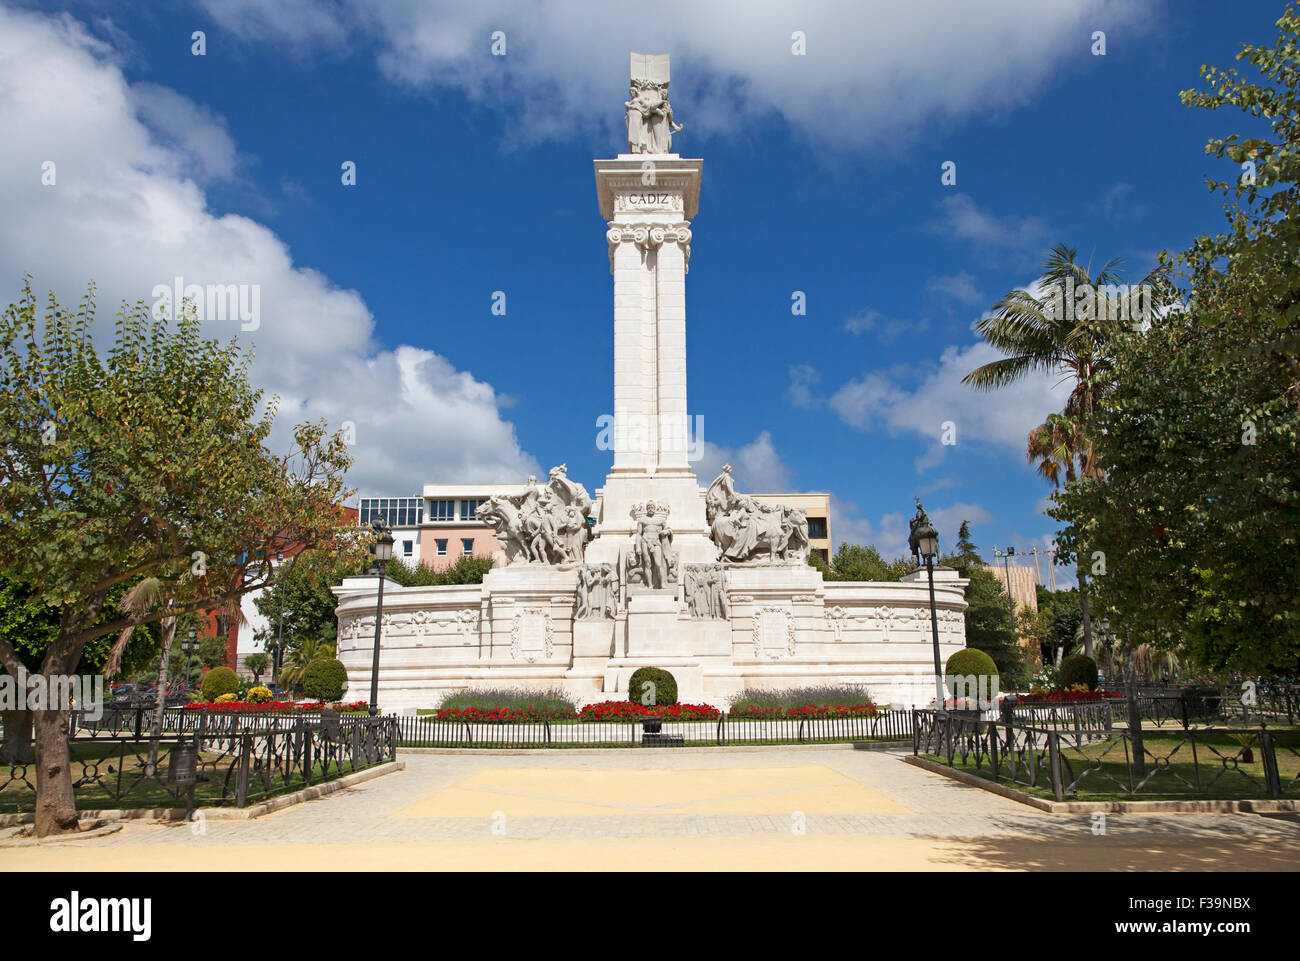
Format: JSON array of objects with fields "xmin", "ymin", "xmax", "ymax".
[
  {"xmin": 302, "ymin": 657, "xmax": 348, "ymax": 702},
  {"xmin": 200, "ymin": 666, "xmax": 240, "ymax": 702},
  {"xmin": 1059, "ymin": 654, "xmax": 1099, "ymax": 691},
  {"xmin": 627, "ymin": 667, "xmax": 678, "ymax": 707},
  {"xmin": 944, "ymin": 648, "xmax": 999, "ymax": 697}
]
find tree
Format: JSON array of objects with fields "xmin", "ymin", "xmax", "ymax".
[
  {"xmin": 0, "ymin": 283, "xmax": 357, "ymax": 835},
  {"xmin": 942, "ymin": 526, "xmax": 1029, "ymax": 688},
  {"xmin": 279, "ymin": 637, "xmax": 337, "ymax": 692},
  {"xmin": 963, "ymin": 246, "xmax": 1172, "ymax": 659},
  {"xmin": 243, "ymin": 652, "xmax": 270, "ymax": 683},
  {"xmin": 1054, "ymin": 7, "xmax": 1300, "ymax": 676},
  {"xmin": 822, "ymin": 542, "xmax": 912, "ymax": 582}
]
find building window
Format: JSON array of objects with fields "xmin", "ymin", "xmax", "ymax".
[
  {"xmin": 359, "ymin": 496, "xmax": 424, "ymax": 527},
  {"xmin": 462, "ymin": 538, "xmax": 474, "ymax": 556},
  {"xmin": 459, "ymin": 499, "xmax": 482, "ymax": 521},
  {"xmin": 429, "ymin": 499, "xmax": 456, "ymax": 522},
  {"xmin": 403, "ymin": 540, "xmax": 414, "ymax": 557},
  {"xmin": 807, "ymin": 517, "xmax": 828, "ymax": 540},
  {"xmin": 436, "ymin": 539, "xmax": 448, "ymax": 556}
]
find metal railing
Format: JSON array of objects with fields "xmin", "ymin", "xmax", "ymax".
[
  {"xmin": 0, "ymin": 714, "xmax": 397, "ymax": 815},
  {"xmin": 392, "ymin": 709, "xmax": 914, "ymax": 748},
  {"xmin": 914, "ymin": 709, "xmax": 1299, "ymax": 801}
]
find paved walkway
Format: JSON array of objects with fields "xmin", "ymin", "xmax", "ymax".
[{"xmin": 5, "ymin": 748, "xmax": 1299, "ymax": 870}]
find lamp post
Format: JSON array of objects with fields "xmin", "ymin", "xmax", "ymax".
[
  {"xmin": 272, "ymin": 552, "xmax": 284, "ymax": 691},
  {"xmin": 908, "ymin": 502, "xmax": 944, "ymax": 710},
  {"xmin": 182, "ymin": 627, "xmax": 198, "ymax": 693},
  {"xmin": 368, "ymin": 522, "xmax": 395, "ymax": 716},
  {"xmin": 995, "ymin": 547, "xmax": 1018, "ymax": 634},
  {"xmin": 1098, "ymin": 617, "xmax": 1115, "ymax": 687}
]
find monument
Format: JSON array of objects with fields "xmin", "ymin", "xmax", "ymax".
[{"xmin": 333, "ymin": 54, "xmax": 970, "ymax": 710}]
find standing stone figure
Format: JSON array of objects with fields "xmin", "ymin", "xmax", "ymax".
[
  {"xmin": 624, "ymin": 53, "xmax": 683, "ymax": 154},
  {"xmin": 626, "ymin": 500, "xmax": 677, "ymax": 589}
]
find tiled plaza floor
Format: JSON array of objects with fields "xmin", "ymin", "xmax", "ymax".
[{"xmin": 4, "ymin": 748, "xmax": 1298, "ymax": 870}]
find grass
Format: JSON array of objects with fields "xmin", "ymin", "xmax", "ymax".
[{"xmin": 927, "ymin": 729, "xmax": 1300, "ymax": 802}]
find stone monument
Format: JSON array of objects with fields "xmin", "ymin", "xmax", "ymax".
[{"xmin": 332, "ymin": 54, "xmax": 970, "ymax": 710}]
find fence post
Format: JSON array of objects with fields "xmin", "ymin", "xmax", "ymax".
[
  {"xmin": 235, "ymin": 733, "xmax": 251, "ymax": 807},
  {"xmin": 1259, "ymin": 728, "xmax": 1282, "ymax": 799},
  {"xmin": 717, "ymin": 714, "xmax": 725, "ymax": 746},
  {"xmin": 1048, "ymin": 731, "xmax": 1064, "ymax": 801},
  {"xmin": 911, "ymin": 710, "xmax": 919, "ymax": 755},
  {"xmin": 304, "ymin": 729, "xmax": 314, "ymax": 787},
  {"xmin": 989, "ymin": 721, "xmax": 1000, "ymax": 783}
]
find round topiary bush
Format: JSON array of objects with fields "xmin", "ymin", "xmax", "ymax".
[
  {"xmin": 201, "ymin": 666, "xmax": 240, "ymax": 702},
  {"xmin": 627, "ymin": 667, "xmax": 678, "ymax": 707},
  {"xmin": 246, "ymin": 685, "xmax": 273, "ymax": 704},
  {"xmin": 1059, "ymin": 654, "xmax": 1099, "ymax": 691},
  {"xmin": 944, "ymin": 648, "xmax": 999, "ymax": 698},
  {"xmin": 302, "ymin": 657, "xmax": 348, "ymax": 702}
]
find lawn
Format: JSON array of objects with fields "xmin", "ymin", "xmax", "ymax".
[{"xmin": 926, "ymin": 729, "xmax": 1300, "ymax": 801}]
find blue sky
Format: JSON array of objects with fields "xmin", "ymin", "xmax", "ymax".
[{"xmin": 1, "ymin": 0, "xmax": 1284, "ymax": 568}]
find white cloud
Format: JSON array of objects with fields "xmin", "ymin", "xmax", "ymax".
[
  {"xmin": 0, "ymin": 7, "xmax": 536, "ymax": 497},
  {"xmin": 819, "ymin": 340, "xmax": 1070, "ymax": 468},
  {"xmin": 694, "ymin": 431, "xmax": 792, "ymax": 493},
  {"xmin": 928, "ymin": 193, "xmax": 1052, "ymax": 259},
  {"xmin": 197, "ymin": 0, "xmax": 1154, "ymax": 151},
  {"xmin": 926, "ymin": 270, "xmax": 985, "ymax": 306}
]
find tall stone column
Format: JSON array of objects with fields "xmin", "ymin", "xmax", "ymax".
[{"xmin": 592, "ymin": 156, "xmax": 709, "ymax": 548}]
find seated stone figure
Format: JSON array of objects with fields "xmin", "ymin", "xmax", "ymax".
[{"xmin": 705, "ymin": 465, "xmax": 809, "ymax": 564}]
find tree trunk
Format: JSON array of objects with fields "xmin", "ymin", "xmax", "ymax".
[
  {"xmin": 33, "ymin": 706, "xmax": 79, "ymax": 836},
  {"xmin": 1077, "ymin": 569, "xmax": 1094, "ymax": 660},
  {"xmin": 146, "ymin": 615, "xmax": 176, "ymax": 776},
  {"xmin": 0, "ymin": 708, "xmax": 34, "ymax": 764}
]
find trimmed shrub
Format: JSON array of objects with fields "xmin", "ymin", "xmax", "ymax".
[
  {"xmin": 627, "ymin": 667, "xmax": 678, "ymax": 707},
  {"xmin": 437, "ymin": 687, "xmax": 576, "ymax": 715},
  {"xmin": 302, "ymin": 657, "xmax": 348, "ymax": 702},
  {"xmin": 944, "ymin": 648, "xmax": 999, "ymax": 698},
  {"xmin": 200, "ymin": 666, "xmax": 240, "ymax": 702},
  {"xmin": 246, "ymin": 685, "xmax": 273, "ymax": 704},
  {"xmin": 214, "ymin": 692, "xmax": 238, "ymax": 704},
  {"xmin": 1059, "ymin": 654, "xmax": 1099, "ymax": 691}
]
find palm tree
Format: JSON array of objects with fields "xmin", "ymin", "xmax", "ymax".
[
  {"xmin": 966, "ymin": 244, "xmax": 1161, "ymax": 658},
  {"xmin": 279, "ymin": 637, "xmax": 336, "ymax": 693}
]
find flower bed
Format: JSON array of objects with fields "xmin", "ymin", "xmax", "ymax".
[
  {"xmin": 426, "ymin": 701, "xmax": 723, "ymax": 723},
  {"xmin": 1015, "ymin": 689, "xmax": 1124, "ymax": 704},
  {"xmin": 182, "ymin": 700, "xmax": 371, "ymax": 714},
  {"xmin": 728, "ymin": 702, "xmax": 883, "ymax": 720}
]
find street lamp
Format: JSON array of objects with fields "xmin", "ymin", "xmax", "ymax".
[
  {"xmin": 369, "ymin": 521, "xmax": 395, "ymax": 716},
  {"xmin": 1097, "ymin": 617, "xmax": 1115, "ymax": 687},
  {"xmin": 272, "ymin": 552, "xmax": 285, "ymax": 691},
  {"xmin": 908, "ymin": 502, "xmax": 945, "ymax": 710},
  {"xmin": 182, "ymin": 627, "xmax": 198, "ymax": 693}
]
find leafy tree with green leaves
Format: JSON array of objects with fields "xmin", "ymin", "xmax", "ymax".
[
  {"xmin": 0, "ymin": 282, "xmax": 357, "ymax": 835},
  {"xmin": 821, "ymin": 542, "xmax": 912, "ymax": 582},
  {"xmin": 943, "ymin": 524, "xmax": 1030, "ymax": 688},
  {"xmin": 243, "ymin": 652, "xmax": 270, "ymax": 684},
  {"xmin": 1053, "ymin": 7, "xmax": 1300, "ymax": 676}
]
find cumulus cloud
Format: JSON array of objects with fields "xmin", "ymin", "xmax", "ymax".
[
  {"xmin": 197, "ymin": 0, "xmax": 1154, "ymax": 151},
  {"xmin": 808, "ymin": 340, "xmax": 1069, "ymax": 470},
  {"xmin": 694, "ymin": 431, "xmax": 792, "ymax": 493},
  {"xmin": 928, "ymin": 193, "xmax": 1052, "ymax": 261},
  {"xmin": 926, "ymin": 270, "xmax": 985, "ymax": 306},
  {"xmin": 0, "ymin": 6, "xmax": 536, "ymax": 497}
]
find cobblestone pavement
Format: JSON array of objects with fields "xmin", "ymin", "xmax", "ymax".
[{"xmin": 5, "ymin": 748, "xmax": 1299, "ymax": 870}]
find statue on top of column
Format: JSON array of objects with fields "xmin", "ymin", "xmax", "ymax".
[{"xmin": 625, "ymin": 53, "xmax": 683, "ymax": 154}]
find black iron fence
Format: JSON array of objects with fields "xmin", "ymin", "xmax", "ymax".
[
  {"xmin": 1003, "ymin": 688, "xmax": 1299, "ymax": 732},
  {"xmin": 0, "ymin": 714, "xmax": 397, "ymax": 816},
  {"xmin": 392, "ymin": 709, "xmax": 914, "ymax": 748},
  {"xmin": 914, "ymin": 709, "xmax": 1300, "ymax": 801}
]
